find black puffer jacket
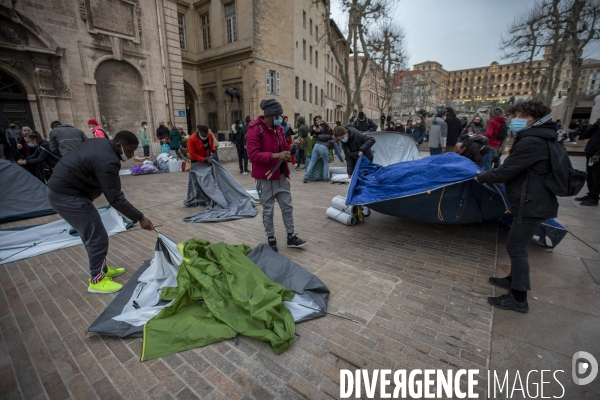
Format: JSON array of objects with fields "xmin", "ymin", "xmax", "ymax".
[
  {"xmin": 342, "ymin": 127, "xmax": 375, "ymax": 160},
  {"xmin": 48, "ymin": 138, "xmax": 143, "ymax": 222},
  {"xmin": 477, "ymin": 121, "xmax": 559, "ymax": 219}
]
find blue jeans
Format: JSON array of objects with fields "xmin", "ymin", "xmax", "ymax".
[
  {"xmin": 304, "ymin": 143, "xmax": 329, "ymax": 180},
  {"xmin": 429, "ymin": 147, "xmax": 442, "ymax": 156}
]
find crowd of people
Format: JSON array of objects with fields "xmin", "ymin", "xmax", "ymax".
[{"xmin": 2, "ymin": 97, "xmax": 599, "ymax": 315}]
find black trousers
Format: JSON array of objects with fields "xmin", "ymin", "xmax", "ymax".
[
  {"xmin": 47, "ymin": 190, "xmax": 108, "ymax": 283},
  {"xmin": 506, "ymin": 217, "xmax": 545, "ymax": 291},
  {"xmin": 586, "ymin": 154, "xmax": 600, "ymax": 199},
  {"xmin": 143, "ymin": 145, "xmax": 150, "ymax": 156},
  {"xmin": 237, "ymin": 147, "xmax": 248, "ymax": 172}
]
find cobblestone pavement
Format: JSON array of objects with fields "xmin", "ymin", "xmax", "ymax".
[{"xmin": 1, "ymin": 156, "xmax": 598, "ymax": 399}]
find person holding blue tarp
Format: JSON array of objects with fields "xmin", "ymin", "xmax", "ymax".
[
  {"xmin": 333, "ymin": 125, "xmax": 375, "ymax": 178},
  {"xmin": 476, "ymin": 101, "xmax": 558, "ymax": 314}
]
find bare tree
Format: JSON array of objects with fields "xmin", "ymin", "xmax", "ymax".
[
  {"xmin": 323, "ymin": 0, "xmax": 395, "ymax": 123},
  {"xmin": 500, "ymin": 1, "xmax": 548, "ymax": 101},
  {"xmin": 367, "ymin": 22, "xmax": 407, "ymax": 118},
  {"xmin": 562, "ymin": 0, "xmax": 600, "ymax": 127},
  {"xmin": 403, "ymin": 76, "xmax": 438, "ymax": 114}
]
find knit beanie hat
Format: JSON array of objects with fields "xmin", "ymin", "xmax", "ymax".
[{"xmin": 260, "ymin": 99, "xmax": 283, "ymax": 117}]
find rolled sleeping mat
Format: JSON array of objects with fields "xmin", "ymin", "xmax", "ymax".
[
  {"xmin": 329, "ymin": 166, "xmax": 347, "ymax": 177},
  {"xmin": 331, "ymin": 195, "xmax": 359, "ymax": 216},
  {"xmin": 326, "ymin": 207, "xmax": 356, "ymax": 226}
]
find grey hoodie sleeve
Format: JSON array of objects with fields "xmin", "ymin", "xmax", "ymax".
[{"xmin": 440, "ymin": 121, "xmax": 448, "ymax": 147}]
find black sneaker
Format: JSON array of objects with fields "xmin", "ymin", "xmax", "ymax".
[
  {"xmin": 239, "ymin": 170, "xmax": 244, "ymax": 174},
  {"xmin": 489, "ymin": 276, "xmax": 511, "ymax": 290},
  {"xmin": 268, "ymin": 237, "xmax": 278, "ymax": 253},
  {"xmin": 287, "ymin": 233, "xmax": 306, "ymax": 248},
  {"xmin": 295, "ymin": 166, "xmax": 300, "ymax": 171},
  {"xmin": 575, "ymin": 194, "xmax": 589, "ymax": 201},
  {"xmin": 581, "ymin": 198, "xmax": 599, "ymax": 206},
  {"xmin": 303, "ymin": 179, "xmax": 307, "ymax": 183},
  {"xmin": 488, "ymin": 292, "xmax": 529, "ymax": 313}
]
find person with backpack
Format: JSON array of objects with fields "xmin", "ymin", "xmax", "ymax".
[
  {"xmin": 87, "ymin": 119, "xmax": 109, "ymax": 139},
  {"xmin": 454, "ymin": 136, "xmax": 489, "ymax": 167},
  {"xmin": 480, "ymin": 107, "xmax": 507, "ymax": 171},
  {"xmin": 476, "ymin": 101, "xmax": 560, "ymax": 313},
  {"xmin": 353, "ymin": 112, "xmax": 377, "ymax": 132},
  {"xmin": 575, "ymin": 118, "xmax": 600, "ymax": 206}
]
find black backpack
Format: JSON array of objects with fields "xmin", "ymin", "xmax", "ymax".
[
  {"xmin": 529, "ymin": 140, "xmax": 586, "ymax": 197},
  {"xmin": 495, "ymin": 123, "xmax": 508, "ymax": 141}
]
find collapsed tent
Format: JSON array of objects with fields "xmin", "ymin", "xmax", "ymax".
[
  {"xmin": 0, "ymin": 159, "xmax": 55, "ymax": 224},
  {"xmin": 501, "ymin": 217, "xmax": 568, "ymax": 249},
  {"xmin": 0, "ymin": 206, "xmax": 133, "ymax": 264},
  {"xmin": 371, "ymin": 132, "xmax": 421, "ymax": 166},
  {"xmin": 346, "ymin": 153, "xmax": 509, "ymax": 224},
  {"xmin": 87, "ymin": 235, "xmax": 329, "ymax": 360},
  {"xmin": 183, "ymin": 161, "xmax": 258, "ymax": 222},
  {"xmin": 305, "ymin": 132, "xmax": 420, "ymax": 181}
]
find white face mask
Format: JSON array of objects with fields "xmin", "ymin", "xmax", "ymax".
[
  {"xmin": 119, "ymin": 145, "xmax": 128, "ymax": 162},
  {"xmin": 89, "ymin": 127, "xmax": 94, "ymax": 131},
  {"xmin": 144, "ymin": 125, "xmax": 148, "ymax": 129}
]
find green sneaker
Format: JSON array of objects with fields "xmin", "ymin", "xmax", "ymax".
[
  {"xmin": 88, "ymin": 277, "xmax": 123, "ymax": 294},
  {"xmin": 105, "ymin": 266, "xmax": 125, "ymax": 278}
]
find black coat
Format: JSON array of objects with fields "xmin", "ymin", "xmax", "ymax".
[
  {"xmin": 26, "ymin": 141, "xmax": 60, "ymax": 168},
  {"xmin": 156, "ymin": 125, "xmax": 170, "ymax": 140},
  {"xmin": 48, "ymin": 139, "xmax": 143, "ymax": 222},
  {"xmin": 445, "ymin": 115, "xmax": 462, "ymax": 147},
  {"xmin": 461, "ymin": 136, "xmax": 489, "ymax": 167},
  {"xmin": 233, "ymin": 125, "xmax": 247, "ymax": 149},
  {"xmin": 477, "ymin": 122, "xmax": 559, "ymax": 219},
  {"xmin": 342, "ymin": 127, "xmax": 376, "ymax": 175},
  {"xmin": 584, "ymin": 123, "xmax": 600, "ymax": 156},
  {"xmin": 353, "ymin": 118, "xmax": 377, "ymax": 132}
]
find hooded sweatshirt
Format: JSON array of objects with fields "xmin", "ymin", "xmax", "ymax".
[
  {"xmin": 296, "ymin": 116, "xmax": 309, "ymax": 150},
  {"xmin": 482, "ymin": 116, "xmax": 507, "ymax": 149},
  {"xmin": 428, "ymin": 117, "xmax": 447, "ymax": 148}
]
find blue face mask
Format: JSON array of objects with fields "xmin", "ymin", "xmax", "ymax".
[
  {"xmin": 238, "ymin": 124, "xmax": 243, "ymax": 128},
  {"xmin": 509, "ymin": 118, "xmax": 528, "ymax": 133},
  {"xmin": 27, "ymin": 142, "xmax": 36, "ymax": 148},
  {"xmin": 341, "ymin": 136, "xmax": 349, "ymax": 143},
  {"xmin": 273, "ymin": 117, "xmax": 283, "ymax": 127}
]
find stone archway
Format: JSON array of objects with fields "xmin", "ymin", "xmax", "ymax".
[
  {"xmin": 184, "ymin": 81, "xmax": 197, "ymax": 133},
  {"xmin": 94, "ymin": 60, "xmax": 145, "ymax": 137},
  {"xmin": 0, "ymin": 70, "xmax": 35, "ymax": 159}
]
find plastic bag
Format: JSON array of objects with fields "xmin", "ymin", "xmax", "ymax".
[{"xmin": 161, "ymin": 143, "xmax": 171, "ymax": 153}]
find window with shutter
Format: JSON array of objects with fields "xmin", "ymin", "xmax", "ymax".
[
  {"xmin": 276, "ymin": 71, "xmax": 280, "ymax": 95},
  {"xmin": 266, "ymin": 68, "xmax": 271, "ymax": 93}
]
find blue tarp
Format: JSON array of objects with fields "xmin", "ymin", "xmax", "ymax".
[
  {"xmin": 345, "ymin": 153, "xmax": 510, "ymax": 224},
  {"xmin": 501, "ymin": 217, "xmax": 568, "ymax": 249}
]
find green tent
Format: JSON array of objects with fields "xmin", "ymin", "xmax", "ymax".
[{"xmin": 141, "ymin": 239, "xmax": 296, "ymax": 361}]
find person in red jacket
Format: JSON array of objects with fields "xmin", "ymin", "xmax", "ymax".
[
  {"xmin": 479, "ymin": 107, "xmax": 506, "ymax": 171},
  {"xmin": 246, "ymin": 99, "xmax": 306, "ymax": 252},
  {"xmin": 188, "ymin": 125, "xmax": 216, "ymax": 164},
  {"xmin": 87, "ymin": 119, "xmax": 109, "ymax": 139}
]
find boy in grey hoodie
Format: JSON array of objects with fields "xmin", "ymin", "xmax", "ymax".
[{"xmin": 428, "ymin": 110, "xmax": 447, "ymax": 155}]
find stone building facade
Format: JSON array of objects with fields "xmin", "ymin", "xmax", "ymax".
[
  {"xmin": 175, "ymin": 0, "xmax": 346, "ymax": 134},
  {"xmin": 0, "ymin": 0, "xmax": 186, "ymax": 142}
]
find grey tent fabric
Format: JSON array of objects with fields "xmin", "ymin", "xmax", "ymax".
[
  {"xmin": 183, "ymin": 161, "xmax": 258, "ymax": 222},
  {"xmin": 0, "ymin": 206, "xmax": 133, "ymax": 264},
  {"xmin": 87, "ymin": 236, "xmax": 330, "ymax": 338},
  {"xmin": 247, "ymin": 244, "xmax": 329, "ymax": 322},
  {"xmin": 0, "ymin": 159, "xmax": 55, "ymax": 223},
  {"xmin": 371, "ymin": 132, "xmax": 421, "ymax": 167}
]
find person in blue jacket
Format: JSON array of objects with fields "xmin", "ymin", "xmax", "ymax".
[{"xmin": 407, "ymin": 115, "xmax": 427, "ymax": 151}]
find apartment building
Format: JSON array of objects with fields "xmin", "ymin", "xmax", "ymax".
[{"xmin": 175, "ymin": 0, "xmax": 344, "ymax": 132}]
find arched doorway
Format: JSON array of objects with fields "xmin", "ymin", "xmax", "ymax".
[
  {"xmin": 95, "ymin": 60, "xmax": 145, "ymax": 137},
  {"xmin": 184, "ymin": 81, "xmax": 197, "ymax": 133},
  {"xmin": 0, "ymin": 70, "xmax": 34, "ymax": 131},
  {"xmin": 0, "ymin": 70, "xmax": 34, "ymax": 159}
]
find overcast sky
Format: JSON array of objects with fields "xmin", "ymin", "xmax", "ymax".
[{"xmin": 331, "ymin": 0, "xmax": 600, "ymax": 71}]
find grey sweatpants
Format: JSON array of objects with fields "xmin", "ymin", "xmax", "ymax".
[
  {"xmin": 47, "ymin": 190, "xmax": 108, "ymax": 283},
  {"xmin": 256, "ymin": 175, "xmax": 294, "ymax": 237}
]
